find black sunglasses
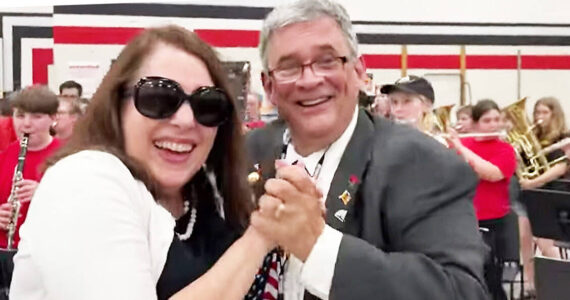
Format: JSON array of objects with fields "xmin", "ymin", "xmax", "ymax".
[{"xmin": 129, "ymin": 76, "xmax": 233, "ymax": 127}]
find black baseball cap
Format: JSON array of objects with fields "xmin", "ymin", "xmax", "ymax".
[{"xmin": 380, "ymin": 75, "xmax": 435, "ymax": 103}]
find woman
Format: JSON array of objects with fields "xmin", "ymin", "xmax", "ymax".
[
  {"xmin": 517, "ymin": 96, "xmax": 568, "ymax": 298},
  {"xmin": 381, "ymin": 75, "xmax": 447, "ymax": 145},
  {"xmin": 381, "ymin": 75, "xmax": 434, "ymax": 131},
  {"xmin": 447, "ymin": 99, "xmax": 517, "ymax": 300},
  {"xmin": 10, "ymin": 26, "xmax": 274, "ymax": 300}
]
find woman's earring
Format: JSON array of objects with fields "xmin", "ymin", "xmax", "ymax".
[{"xmin": 203, "ymin": 164, "xmax": 225, "ymax": 219}]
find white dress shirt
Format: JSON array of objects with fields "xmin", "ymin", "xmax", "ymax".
[{"xmin": 282, "ymin": 105, "xmax": 359, "ymax": 300}]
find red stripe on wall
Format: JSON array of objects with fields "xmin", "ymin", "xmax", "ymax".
[
  {"xmin": 53, "ymin": 26, "xmax": 260, "ymax": 47},
  {"xmin": 467, "ymin": 55, "xmax": 518, "ymax": 69},
  {"xmin": 32, "ymin": 48, "xmax": 53, "ymax": 85},
  {"xmin": 194, "ymin": 29, "xmax": 259, "ymax": 47},
  {"xmin": 522, "ymin": 55, "xmax": 570, "ymax": 69},
  {"xmin": 52, "ymin": 27, "xmax": 570, "ymax": 69},
  {"xmin": 409, "ymin": 55, "xmax": 460, "ymax": 69},
  {"xmin": 363, "ymin": 54, "xmax": 570, "ymax": 69},
  {"xmin": 53, "ymin": 26, "xmax": 144, "ymax": 44},
  {"xmin": 361, "ymin": 54, "xmax": 401, "ymax": 69}
]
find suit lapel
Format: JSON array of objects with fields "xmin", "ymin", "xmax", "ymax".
[
  {"xmin": 249, "ymin": 124, "xmax": 285, "ymax": 200},
  {"xmin": 325, "ymin": 110, "xmax": 375, "ymax": 233}
]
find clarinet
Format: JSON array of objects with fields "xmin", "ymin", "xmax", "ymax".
[{"xmin": 5, "ymin": 133, "xmax": 29, "ymax": 250}]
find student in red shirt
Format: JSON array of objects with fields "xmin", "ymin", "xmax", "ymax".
[
  {"xmin": 0, "ymin": 116, "xmax": 16, "ymax": 153},
  {"xmin": 447, "ymin": 99, "xmax": 516, "ymax": 300},
  {"xmin": 0, "ymin": 97, "xmax": 17, "ymax": 152},
  {"xmin": 0, "ymin": 86, "xmax": 61, "ymax": 249},
  {"xmin": 243, "ymin": 92, "xmax": 266, "ymax": 131}
]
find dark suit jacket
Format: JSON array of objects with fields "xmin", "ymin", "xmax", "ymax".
[{"xmin": 246, "ymin": 109, "xmax": 488, "ymax": 300}]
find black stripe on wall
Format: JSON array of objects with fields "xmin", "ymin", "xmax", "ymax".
[
  {"xmin": 53, "ymin": 4, "xmax": 570, "ymax": 29},
  {"xmin": 12, "ymin": 26, "xmax": 53, "ymax": 91},
  {"xmin": 356, "ymin": 33, "xmax": 570, "ymax": 45},
  {"xmin": 54, "ymin": 3, "xmax": 271, "ymax": 20},
  {"xmin": 0, "ymin": 13, "xmax": 53, "ymax": 38},
  {"xmin": 352, "ymin": 20, "xmax": 570, "ymax": 28}
]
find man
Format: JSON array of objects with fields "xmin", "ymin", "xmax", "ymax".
[
  {"xmin": 0, "ymin": 86, "xmax": 61, "ymax": 248},
  {"xmin": 54, "ymin": 97, "xmax": 82, "ymax": 142},
  {"xmin": 58, "ymin": 80, "xmax": 82, "ymax": 100},
  {"xmin": 246, "ymin": 0, "xmax": 487, "ymax": 299},
  {"xmin": 244, "ymin": 92, "xmax": 266, "ymax": 131},
  {"xmin": 371, "ymin": 93, "xmax": 390, "ymax": 118}
]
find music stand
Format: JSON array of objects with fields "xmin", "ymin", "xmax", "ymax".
[
  {"xmin": 521, "ymin": 188, "xmax": 570, "ymax": 299},
  {"xmin": 521, "ymin": 189, "xmax": 570, "ymax": 242},
  {"xmin": 542, "ymin": 179, "xmax": 570, "ymax": 193},
  {"xmin": 534, "ymin": 256, "xmax": 570, "ymax": 300}
]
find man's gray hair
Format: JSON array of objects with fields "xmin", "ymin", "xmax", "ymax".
[{"xmin": 259, "ymin": 0, "xmax": 359, "ymax": 72}]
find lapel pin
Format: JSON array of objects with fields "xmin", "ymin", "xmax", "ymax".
[
  {"xmin": 247, "ymin": 163, "xmax": 261, "ymax": 185},
  {"xmin": 339, "ymin": 190, "xmax": 351, "ymax": 206},
  {"xmin": 334, "ymin": 209, "xmax": 348, "ymax": 222}
]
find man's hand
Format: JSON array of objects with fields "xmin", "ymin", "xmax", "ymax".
[
  {"xmin": 15, "ymin": 179, "xmax": 39, "ymax": 203},
  {"xmin": 251, "ymin": 161, "xmax": 325, "ymax": 261}
]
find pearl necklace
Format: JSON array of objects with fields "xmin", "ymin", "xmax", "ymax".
[{"xmin": 176, "ymin": 200, "xmax": 197, "ymax": 241}]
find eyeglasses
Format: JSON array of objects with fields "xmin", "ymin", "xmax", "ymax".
[
  {"xmin": 268, "ymin": 55, "xmax": 348, "ymax": 83},
  {"xmin": 128, "ymin": 76, "xmax": 233, "ymax": 127},
  {"xmin": 60, "ymin": 94, "xmax": 79, "ymax": 100}
]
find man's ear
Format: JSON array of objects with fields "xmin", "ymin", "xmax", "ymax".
[
  {"xmin": 357, "ymin": 56, "xmax": 368, "ymax": 79},
  {"xmin": 353, "ymin": 56, "xmax": 368, "ymax": 89},
  {"xmin": 261, "ymin": 72, "xmax": 277, "ymax": 106}
]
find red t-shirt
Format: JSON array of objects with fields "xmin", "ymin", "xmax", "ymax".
[
  {"xmin": 461, "ymin": 137, "xmax": 517, "ymax": 220},
  {"xmin": 0, "ymin": 138, "xmax": 61, "ymax": 248},
  {"xmin": 245, "ymin": 120, "xmax": 266, "ymax": 130},
  {"xmin": 0, "ymin": 117, "xmax": 16, "ymax": 153}
]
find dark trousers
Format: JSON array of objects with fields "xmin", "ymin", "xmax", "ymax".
[{"xmin": 480, "ymin": 217, "xmax": 508, "ymax": 300}]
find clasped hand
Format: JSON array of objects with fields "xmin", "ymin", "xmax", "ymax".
[{"xmin": 251, "ymin": 160, "xmax": 326, "ymax": 261}]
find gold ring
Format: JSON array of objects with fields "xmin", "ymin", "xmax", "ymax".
[{"xmin": 274, "ymin": 203, "xmax": 285, "ymax": 219}]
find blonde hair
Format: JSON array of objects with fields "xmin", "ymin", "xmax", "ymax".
[
  {"xmin": 534, "ymin": 97, "xmax": 567, "ymax": 146},
  {"xmin": 418, "ymin": 94, "xmax": 434, "ymax": 133}
]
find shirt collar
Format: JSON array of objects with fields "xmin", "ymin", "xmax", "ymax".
[{"xmin": 285, "ymin": 105, "xmax": 359, "ymax": 175}]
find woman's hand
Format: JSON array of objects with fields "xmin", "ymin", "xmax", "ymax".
[
  {"xmin": 519, "ymin": 178, "xmax": 534, "ymax": 190},
  {"xmin": 444, "ymin": 127, "xmax": 462, "ymax": 149}
]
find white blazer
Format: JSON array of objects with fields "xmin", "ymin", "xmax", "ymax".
[{"xmin": 10, "ymin": 151, "xmax": 175, "ymax": 300}]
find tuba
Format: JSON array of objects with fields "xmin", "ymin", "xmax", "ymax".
[{"xmin": 502, "ymin": 98, "xmax": 563, "ymax": 179}]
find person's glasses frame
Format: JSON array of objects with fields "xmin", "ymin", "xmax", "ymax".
[
  {"xmin": 267, "ymin": 55, "xmax": 348, "ymax": 83},
  {"xmin": 125, "ymin": 76, "xmax": 233, "ymax": 127}
]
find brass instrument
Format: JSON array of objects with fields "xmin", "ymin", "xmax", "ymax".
[
  {"xmin": 502, "ymin": 98, "xmax": 564, "ymax": 179},
  {"xmin": 432, "ymin": 104, "xmax": 455, "ymax": 134},
  {"xmin": 6, "ymin": 133, "xmax": 29, "ymax": 250}
]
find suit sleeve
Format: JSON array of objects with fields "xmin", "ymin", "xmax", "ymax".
[{"xmin": 330, "ymin": 134, "xmax": 488, "ymax": 300}]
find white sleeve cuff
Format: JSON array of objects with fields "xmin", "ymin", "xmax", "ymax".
[{"xmin": 300, "ymin": 225, "xmax": 343, "ymax": 299}]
